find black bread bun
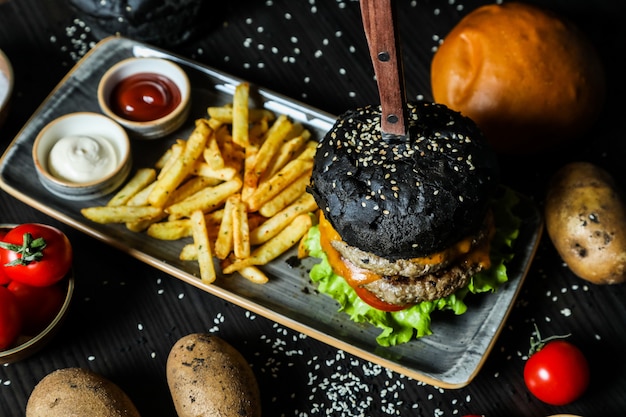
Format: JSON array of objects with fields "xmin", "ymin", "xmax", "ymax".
[
  {"xmin": 69, "ymin": 0, "xmax": 209, "ymax": 47},
  {"xmin": 308, "ymin": 102, "xmax": 499, "ymax": 260}
]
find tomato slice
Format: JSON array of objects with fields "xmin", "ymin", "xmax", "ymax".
[
  {"xmin": 353, "ymin": 285, "xmax": 410, "ymax": 312},
  {"xmin": 318, "ymin": 212, "xmax": 411, "ymax": 312}
]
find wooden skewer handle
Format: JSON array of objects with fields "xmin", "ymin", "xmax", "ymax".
[{"xmin": 360, "ymin": 0, "xmax": 407, "ymax": 138}]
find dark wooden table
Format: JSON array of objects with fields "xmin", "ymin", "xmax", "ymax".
[{"xmin": 1, "ymin": 0, "xmax": 625, "ymax": 416}]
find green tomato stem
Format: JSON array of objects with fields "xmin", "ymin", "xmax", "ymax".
[
  {"xmin": 529, "ymin": 322, "xmax": 571, "ymax": 356},
  {"xmin": 0, "ymin": 232, "xmax": 47, "ymax": 266}
]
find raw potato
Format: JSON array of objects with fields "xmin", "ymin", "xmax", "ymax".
[
  {"xmin": 26, "ymin": 368, "xmax": 141, "ymax": 417},
  {"xmin": 166, "ymin": 333, "xmax": 262, "ymax": 417},
  {"xmin": 545, "ymin": 162, "xmax": 626, "ymax": 284}
]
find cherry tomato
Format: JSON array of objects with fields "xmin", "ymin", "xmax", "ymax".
[
  {"xmin": 0, "ymin": 223, "xmax": 73, "ymax": 287},
  {"xmin": 0, "ymin": 285, "xmax": 22, "ymax": 350},
  {"xmin": 0, "ymin": 267, "xmax": 9, "ymax": 285},
  {"xmin": 7, "ymin": 280, "xmax": 65, "ymax": 335},
  {"xmin": 524, "ymin": 329, "xmax": 590, "ymax": 406},
  {"xmin": 353, "ymin": 285, "xmax": 409, "ymax": 312},
  {"xmin": 0, "ymin": 228, "xmax": 10, "ymax": 285}
]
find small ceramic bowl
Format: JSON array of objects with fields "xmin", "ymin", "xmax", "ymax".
[
  {"xmin": 0, "ymin": 48, "xmax": 14, "ymax": 129},
  {"xmin": 97, "ymin": 57, "xmax": 191, "ymax": 139},
  {"xmin": 0, "ymin": 276, "xmax": 74, "ymax": 364},
  {"xmin": 32, "ymin": 112, "xmax": 132, "ymax": 200},
  {"xmin": 0, "ymin": 225, "xmax": 75, "ymax": 364}
]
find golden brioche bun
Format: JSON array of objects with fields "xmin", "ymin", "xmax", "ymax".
[{"xmin": 431, "ymin": 2, "xmax": 605, "ymax": 154}]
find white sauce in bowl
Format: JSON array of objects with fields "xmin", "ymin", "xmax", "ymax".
[
  {"xmin": 48, "ymin": 135, "xmax": 118, "ymax": 183},
  {"xmin": 0, "ymin": 71, "xmax": 8, "ymax": 104}
]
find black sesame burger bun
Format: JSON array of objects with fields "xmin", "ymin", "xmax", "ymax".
[
  {"xmin": 69, "ymin": 0, "xmax": 210, "ymax": 47},
  {"xmin": 309, "ymin": 101, "xmax": 499, "ymax": 261}
]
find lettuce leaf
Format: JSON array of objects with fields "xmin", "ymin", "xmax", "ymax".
[{"xmin": 304, "ymin": 186, "xmax": 523, "ymax": 347}]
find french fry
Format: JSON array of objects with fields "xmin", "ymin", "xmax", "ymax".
[
  {"xmin": 295, "ymin": 139, "xmax": 318, "ymax": 162},
  {"xmin": 251, "ymin": 192, "xmax": 317, "ymax": 245},
  {"xmin": 203, "ymin": 129, "xmax": 225, "ymax": 169},
  {"xmin": 148, "ymin": 209, "xmax": 225, "ymax": 240},
  {"xmin": 207, "ymin": 105, "xmax": 231, "ymax": 122},
  {"xmin": 214, "ymin": 196, "xmax": 236, "ymax": 260},
  {"xmin": 154, "ymin": 147, "xmax": 173, "ymax": 170},
  {"xmin": 125, "ymin": 212, "xmax": 168, "ymax": 233},
  {"xmin": 258, "ymin": 169, "xmax": 312, "ymax": 218},
  {"xmin": 285, "ymin": 122, "xmax": 305, "ymax": 141},
  {"xmin": 81, "ymin": 82, "xmax": 322, "ymax": 286},
  {"xmin": 81, "ymin": 206, "xmax": 163, "ymax": 224},
  {"xmin": 241, "ymin": 144, "xmax": 258, "ymax": 202},
  {"xmin": 124, "ymin": 179, "xmax": 165, "ymax": 231},
  {"xmin": 190, "ymin": 210, "xmax": 216, "ymax": 284},
  {"xmin": 298, "ymin": 209, "xmax": 318, "ymax": 259},
  {"xmin": 238, "ymin": 266, "xmax": 269, "ymax": 284},
  {"xmin": 179, "ymin": 243, "xmax": 196, "ymax": 261},
  {"xmin": 208, "ymin": 106, "xmax": 275, "ymax": 124},
  {"xmin": 262, "ymin": 132, "xmax": 310, "ymax": 181},
  {"xmin": 222, "ymin": 213, "xmax": 312, "ymax": 274},
  {"xmin": 206, "ymin": 117, "xmax": 224, "ymax": 130},
  {"xmin": 191, "ymin": 161, "xmax": 238, "ymax": 181},
  {"xmin": 165, "ymin": 175, "xmax": 222, "ymax": 206},
  {"xmin": 203, "ymin": 209, "xmax": 226, "ymax": 228},
  {"xmin": 297, "ymin": 230, "xmax": 310, "ymax": 259},
  {"xmin": 146, "ymin": 218, "xmax": 192, "ymax": 240},
  {"xmin": 157, "ymin": 139, "xmax": 186, "ymax": 178},
  {"xmin": 232, "ymin": 82, "xmax": 249, "ymax": 147},
  {"xmin": 246, "ymin": 159, "xmax": 314, "ymax": 212},
  {"xmin": 107, "ymin": 168, "xmax": 156, "ymax": 207},
  {"xmin": 248, "ymin": 117, "xmax": 270, "ymax": 143},
  {"xmin": 148, "ymin": 119, "xmax": 212, "ymax": 208},
  {"xmin": 165, "ymin": 177, "xmax": 242, "ymax": 220},
  {"xmin": 217, "ymin": 127, "xmax": 246, "ymax": 173},
  {"xmin": 252, "ymin": 114, "xmax": 293, "ymax": 183},
  {"xmin": 126, "ymin": 181, "xmax": 157, "ymax": 206},
  {"xmin": 231, "ymin": 195, "xmax": 250, "ymax": 259},
  {"xmin": 247, "ymin": 212, "xmax": 268, "ymax": 232}
]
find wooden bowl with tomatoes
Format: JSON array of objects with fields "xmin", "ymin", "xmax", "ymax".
[{"xmin": 0, "ymin": 223, "xmax": 74, "ymax": 364}]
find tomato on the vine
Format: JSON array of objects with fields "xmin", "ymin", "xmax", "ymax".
[
  {"xmin": 0, "ymin": 228, "xmax": 10, "ymax": 285},
  {"xmin": 523, "ymin": 326, "xmax": 590, "ymax": 406},
  {"xmin": 0, "ymin": 223, "xmax": 72, "ymax": 287},
  {"xmin": 7, "ymin": 280, "xmax": 65, "ymax": 335},
  {"xmin": 0, "ymin": 263, "xmax": 9, "ymax": 285},
  {"xmin": 0, "ymin": 285, "xmax": 22, "ymax": 350}
]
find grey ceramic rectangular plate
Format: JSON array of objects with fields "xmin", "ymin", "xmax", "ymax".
[{"xmin": 0, "ymin": 37, "xmax": 542, "ymax": 388}]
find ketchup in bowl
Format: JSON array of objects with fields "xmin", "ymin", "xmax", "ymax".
[{"xmin": 110, "ymin": 73, "xmax": 181, "ymax": 122}]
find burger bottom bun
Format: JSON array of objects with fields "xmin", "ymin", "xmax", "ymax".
[{"xmin": 431, "ymin": 2, "xmax": 605, "ymax": 154}]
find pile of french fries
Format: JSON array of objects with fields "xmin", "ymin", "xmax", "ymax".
[{"xmin": 81, "ymin": 82, "xmax": 319, "ymax": 285}]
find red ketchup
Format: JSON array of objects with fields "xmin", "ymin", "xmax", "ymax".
[{"xmin": 110, "ymin": 73, "xmax": 181, "ymax": 122}]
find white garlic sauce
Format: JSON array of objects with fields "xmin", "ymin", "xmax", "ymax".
[
  {"xmin": 0, "ymin": 71, "xmax": 8, "ymax": 104},
  {"xmin": 48, "ymin": 135, "xmax": 118, "ymax": 183}
]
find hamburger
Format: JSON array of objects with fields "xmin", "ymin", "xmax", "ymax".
[{"xmin": 304, "ymin": 101, "xmax": 521, "ymax": 346}]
